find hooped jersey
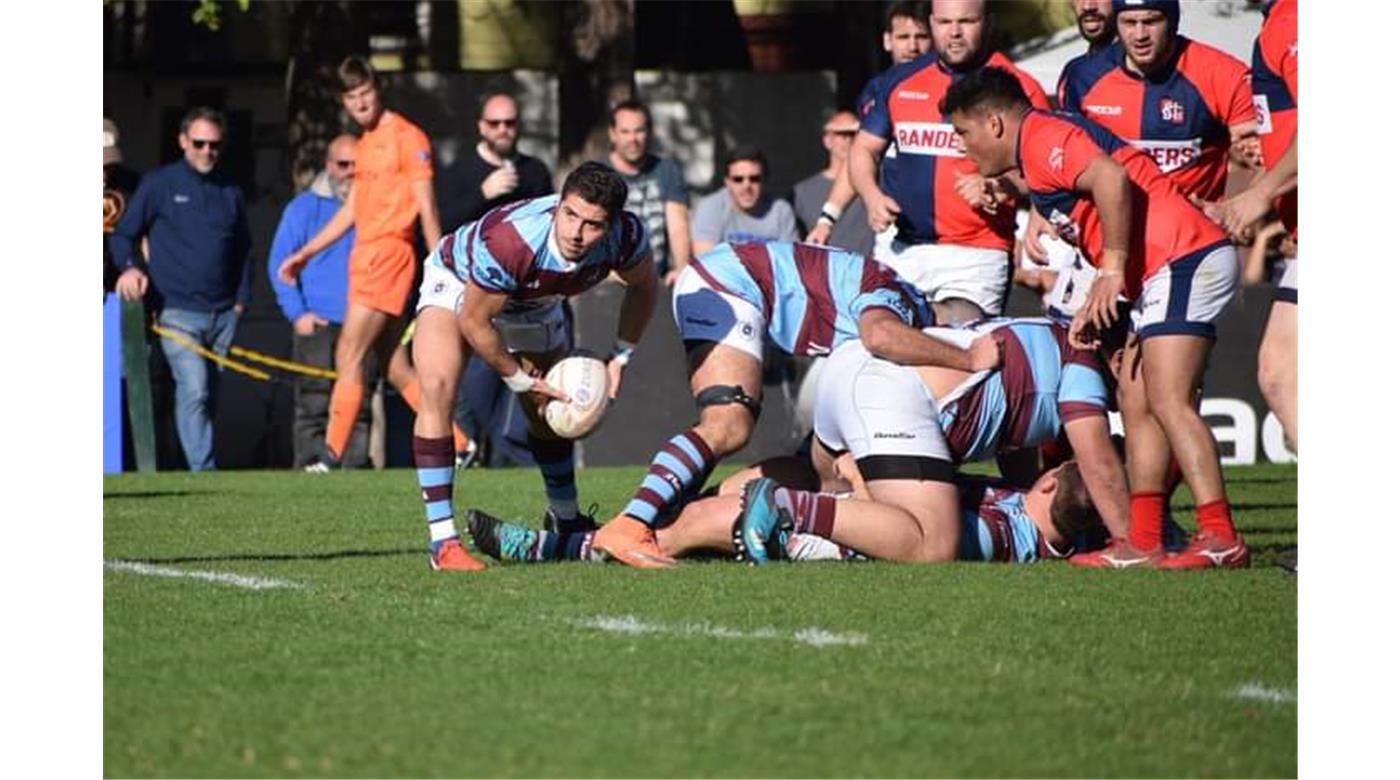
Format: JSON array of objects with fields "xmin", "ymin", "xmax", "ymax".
[
  {"xmin": 861, "ymin": 51, "xmax": 1052, "ymax": 250},
  {"xmin": 688, "ymin": 241, "xmax": 932, "ymax": 358},
  {"xmin": 1015, "ymin": 109, "xmax": 1229, "ymax": 297},
  {"xmin": 936, "ymin": 318, "xmax": 1110, "ymax": 463},
  {"xmin": 1058, "ymin": 37, "xmax": 1254, "ymax": 201},
  {"xmin": 957, "ymin": 481, "xmax": 1057, "ymax": 563},
  {"xmin": 1252, "ymin": 0, "xmax": 1298, "ymax": 238},
  {"xmin": 428, "ymin": 195, "xmax": 649, "ymax": 313}
]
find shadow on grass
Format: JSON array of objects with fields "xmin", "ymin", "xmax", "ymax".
[
  {"xmin": 104, "ymin": 491, "xmax": 210, "ymax": 500},
  {"xmin": 120, "ymin": 547, "xmax": 422, "ymax": 565},
  {"xmin": 1171, "ymin": 502, "xmax": 1297, "ymax": 512},
  {"xmin": 1226, "ymin": 475, "xmax": 1298, "ymax": 484}
]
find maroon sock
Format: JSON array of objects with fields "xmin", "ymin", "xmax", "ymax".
[{"xmin": 772, "ymin": 487, "xmax": 837, "ymax": 538}]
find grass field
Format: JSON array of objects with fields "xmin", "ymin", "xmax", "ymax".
[{"xmin": 104, "ymin": 463, "xmax": 1297, "ymax": 778}]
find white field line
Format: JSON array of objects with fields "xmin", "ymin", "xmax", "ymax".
[
  {"xmin": 1234, "ymin": 683, "xmax": 1296, "ymax": 704},
  {"xmin": 572, "ymin": 614, "xmax": 868, "ymax": 647},
  {"xmin": 104, "ymin": 559, "xmax": 304, "ymax": 591}
]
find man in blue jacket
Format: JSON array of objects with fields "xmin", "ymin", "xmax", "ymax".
[
  {"xmin": 110, "ymin": 106, "xmax": 252, "ymax": 471},
  {"xmin": 267, "ymin": 135, "xmax": 371, "ymax": 469}
]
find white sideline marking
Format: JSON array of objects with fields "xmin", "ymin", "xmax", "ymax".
[
  {"xmin": 1234, "ymin": 683, "xmax": 1296, "ymax": 704},
  {"xmin": 104, "ymin": 559, "xmax": 304, "ymax": 591},
  {"xmin": 573, "ymin": 614, "xmax": 868, "ymax": 647}
]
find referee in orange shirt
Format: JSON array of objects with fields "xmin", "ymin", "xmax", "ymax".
[{"xmin": 279, "ymin": 56, "xmax": 468, "ymax": 469}]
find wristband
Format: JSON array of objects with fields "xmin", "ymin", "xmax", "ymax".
[
  {"xmin": 819, "ymin": 201, "xmax": 844, "ymax": 224},
  {"xmin": 611, "ymin": 340, "xmax": 637, "ymax": 366},
  {"xmin": 503, "ymin": 366, "xmax": 535, "ymax": 393}
]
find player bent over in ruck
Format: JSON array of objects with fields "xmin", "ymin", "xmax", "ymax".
[{"xmin": 412, "ymin": 163, "xmax": 657, "ymax": 571}]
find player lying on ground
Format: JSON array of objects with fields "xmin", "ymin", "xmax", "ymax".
[
  {"xmin": 590, "ymin": 239, "xmax": 1003, "ymax": 569},
  {"xmin": 467, "ymin": 457, "xmax": 1107, "ymax": 565},
  {"xmin": 410, "ymin": 162, "xmax": 659, "ymax": 571},
  {"xmin": 736, "ymin": 316, "xmax": 1129, "ymax": 564}
]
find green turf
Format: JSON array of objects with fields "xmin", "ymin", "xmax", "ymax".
[{"xmin": 104, "ymin": 464, "xmax": 1297, "ymax": 778}]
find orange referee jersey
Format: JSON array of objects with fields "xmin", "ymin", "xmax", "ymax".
[{"xmin": 351, "ymin": 110, "xmax": 433, "ymax": 244}]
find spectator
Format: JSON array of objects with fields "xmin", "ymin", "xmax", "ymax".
[
  {"xmin": 104, "ymin": 117, "xmax": 141, "ymax": 295},
  {"xmin": 604, "ymin": 99, "xmax": 692, "ymax": 285},
  {"xmin": 442, "ymin": 92, "xmax": 553, "ymax": 230},
  {"xmin": 110, "ymin": 106, "xmax": 252, "ymax": 472},
  {"xmin": 278, "ymin": 56, "xmax": 467, "ymax": 472},
  {"xmin": 791, "ymin": 111, "xmax": 874, "ymax": 255},
  {"xmin": 267, "ymin": 135, "xmax": 372, "ymax": 469},
  {"xmin": 692, "ymin": 145, "xmax": 798, "ymax": 255}
]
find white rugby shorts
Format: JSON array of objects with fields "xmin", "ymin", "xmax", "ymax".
[
  {"xmin": 1131, "ymin": 241, "xmax": 1240, "ymax": 340},
  {"xmin": 671, "ymin": 265, "xmax": 766, "ymax": 362},
  {"xmin": 417, "ymin": 262, "xmax": 570, "ymax": 353},
  {"xmin": 874, "ymin": 239, "xmax": 1010, "ymax": 316},
  {"xmin": 812, "ymin": 340, "xmax": 953, "ymax": 467}
]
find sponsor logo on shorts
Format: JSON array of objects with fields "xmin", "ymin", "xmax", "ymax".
[
  {"xmin": 893, "ymin": 122, "xmax": 964, "ymax": 157},
  {"xmin": 873, "ymin": 432, "xmax": 916, "ymax": 439}
]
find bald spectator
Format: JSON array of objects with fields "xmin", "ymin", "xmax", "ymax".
[
  {"xmin": 268, "ymin": 135, "xmax": 372, "ymax": 468},
  {"xmin": 692, "ymin": 146, "xmax": 798, "ymax": 256},
  {"xmin": 442, "ymin": 92, "xmax": 553, "ymax": 230},
  {"xmin": 791, "ymin": 111, "xmax": 875, "ymax": 255}
]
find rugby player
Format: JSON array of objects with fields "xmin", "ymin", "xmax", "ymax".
[
  {"xmin": 409, "ymin": 163, "xmax": 658, "ymax": 571},
  {"xmin": 590, "ymin": 240, "xmax": 1002, "ymax": 569},
  {"xmin": 737, "ymin": 317, "xmax": 1129, "ymax": 564},
  {"xmin": 848, "ymin": 0, "xmax": 1052, "ymax": 324},
  {"xmin": 943, "ymin": 67, "xmax": 1248, "ymax": 569}
]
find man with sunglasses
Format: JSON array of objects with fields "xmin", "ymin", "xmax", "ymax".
[
  {"xmin": 691, "ymin": 146, "xmax": 798, "ymax": 257},
  {"xmin": 443, "ymin": 92, "xmax": 553, "ymax": 230},
  {"xmin": 110, "ymin": 106, "xmax": 252, "ymax": 471},
  {"xmin": 266, "ymin": 135, "xmax": 372, "ymax": 469},
  {"xmin": 792, "ymin": 112, "xmax": 874, "ymax": 255}
]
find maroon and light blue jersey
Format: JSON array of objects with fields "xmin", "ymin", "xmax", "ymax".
[
  {"xmin": 940, "ymin": 318, "xmax": 1109, "ymax": 463},
  {"xmin": 860, "ymin": 51, "xmax": 1051, "ymax": 249},
  {"xmin": 689, "ymin": 241, "xmax": 932, "ymax": 357},
  {"xmin": 427, "ymin": 194, "xmax": 649, "ymax": 313},
  {"xmin": 1058, "ymin": 37, "xmax": 1254, "ymax": 201},
  {"xmin": 956, "ymin": 481, "xmax": 1055, "ymax": 563}
]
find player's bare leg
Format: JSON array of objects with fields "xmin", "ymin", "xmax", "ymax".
[
  {"xmin": 596, "ymin": 343, "xmax": 762, "ymax": 568},
  {"xmin": 410, "ymin": 307, "xmax": 483, "ymax": 571},
  {"xmin": 1257, "ymin": 301, "xmax": 1297, "ymax": 451},
  {"xmin": 382, "ymin": 321, "xmax": 475, "ymax": 461},
  {"xmin": 1143, "ymin": 335, "xmax": 1248, "ymax": 569}
]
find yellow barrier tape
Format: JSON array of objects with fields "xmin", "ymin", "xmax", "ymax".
[
  {"xmin": 150, "ymin": 324, "xmax": 272, "ymax": 382},
  {"xmin": 230, "ymin": 346, "xmax": 337, "ymax": 380}
]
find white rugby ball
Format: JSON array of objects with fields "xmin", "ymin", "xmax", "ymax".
[{"xmin": 543, "ymin": 355, "xmax": 610, "ymax": 439}]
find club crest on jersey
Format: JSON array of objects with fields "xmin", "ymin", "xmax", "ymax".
[{"xmin": 1159, "ymin": 98, "xmax": 1186, "ymax": 125}]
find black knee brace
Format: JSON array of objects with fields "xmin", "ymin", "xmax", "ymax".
[{"xmin": 695, "ymin": 384, "xmax": 762, "ymax": 420}]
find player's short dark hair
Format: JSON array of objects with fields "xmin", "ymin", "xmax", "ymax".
[
  {"xmin": 561, "ymin": 161, "xmax": 628, "ymax": 220},
  {"xmin": 724, "ymin": 145, "xmax": 768, "ymax": 175},
  {"xmin": 1048, "ymin": 461, "xmax": 1106, "ymax": 542},
  {"xmin": 939, "ymin": 66, "xmax": 1030, "ymax": 116},
  {"xmin": 609, "ymin": 98, "xmax": 652, "ymax": 129},
  {"xmin": 337, "ymin": 56, "xmax": 378, "ymax": 93},
  {"xmin": 885, "ymin": 1, "xmax": 930, "ymax": 31},
  {"xmin": 179, "ymin": 106, "xmax": 226, "ymax": 136}
]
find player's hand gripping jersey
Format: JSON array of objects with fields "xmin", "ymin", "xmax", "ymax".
[
  {"xmin": 1015, "ymin": 110, "xmax": 1229, "ymax": 298},
  {"xmin": 1058, "ymin": 37, "xmax": 1254, "ymax": 201},
  {"xmin": 685, "ymin": 241, "xmax": 932, "ymax": 357},
  {"xmin": 861, "ymin": 52, "xmax": 1052, "ymax": 249}
]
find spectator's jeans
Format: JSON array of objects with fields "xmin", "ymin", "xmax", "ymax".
[
  {"xmin": 292, "ymin": 322, "xmax": 370, "ymax": 468},
  {"xmin": 157, "ymin": 307, "xmax": 238, "ymax": 471}
]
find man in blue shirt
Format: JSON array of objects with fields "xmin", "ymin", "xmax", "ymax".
[
  {"xmin": 110, "ymin": 107, "xmax": 252, "ymax": 472},
  {"xmin": 267, "ymin": 135, "xmax": 371, "ymax": 469}
]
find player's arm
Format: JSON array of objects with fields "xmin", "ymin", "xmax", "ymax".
[
  {"xmin": 1069, "ymin": 156, "xmax": 1132, "ymax": 346},
  {"xmin": 857, "ymin": 308, "xmax": 1000, "ymax": 372},
  {"xmin": 278, "ymin": 191, "xmax": 355, "ymax": 283},
  {"xmin": 1217, "ymin": 134, "xmax": 1297, "ymax": 239},
  {"xmin": 458, "ymin": 281, "xmax": 568, "ymax": 403},
  {"xmin": 849, "ymin": 130, "xmax": 901, "ymax": 233},
  {"xmin": 806, "ymin": 163, "xmax": 858, "ymax": 245},
  {"xmin": 110, "ymin": 174, "xmax": 156, "ymax": 301},
  {"xmin": 607, "ymin": 252, "xmax": 659, "ymax": 399},
  {"xmin": 1062, "ymin": 415, "xmax": 1130, "ymax": 538},
  {"xmin": 663, "ymin": 201, "xmax": 692, "ymax": 285},
  {"xmin": 411, "ymin": 178, "xmax": 443, "ymax": 247}
]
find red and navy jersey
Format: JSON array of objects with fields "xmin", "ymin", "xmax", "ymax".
[
  {"xmin": 1252, "ymin": 0, "xmax": 1297, "ymax": 238},
  {"xmin": 861, "ymin": 51, "xmax": 1052, "ymax": 250},
  {"xmin": 1015, "ymin": 110, "xmax": 1229, "ymax": 298},
  {"xmin": 1058, "ymin": 37, "xmax": 1254, "ymax": 201}
]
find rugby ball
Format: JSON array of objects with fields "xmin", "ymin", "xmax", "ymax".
[{"xmin": 543, "ymin": 355, "xmax": 610, "ymax": 439}]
